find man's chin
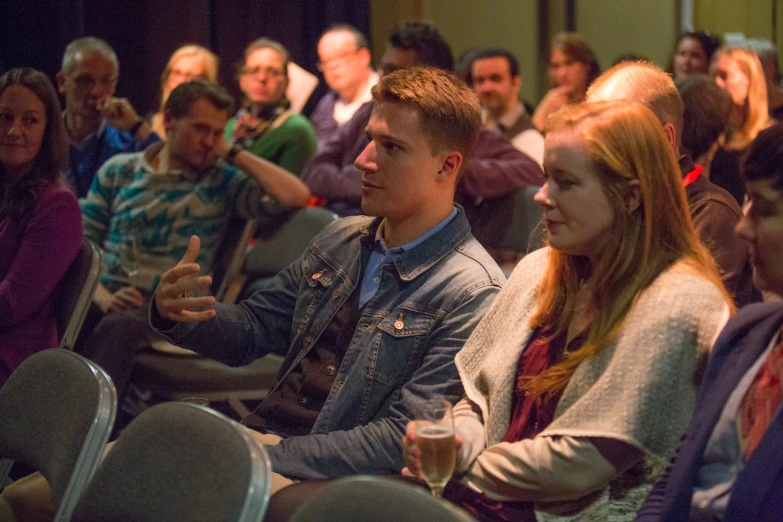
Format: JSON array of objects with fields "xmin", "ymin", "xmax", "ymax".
[{"xmin": 360, "ymin": 198, "xmax": 383, "ymax": 217}]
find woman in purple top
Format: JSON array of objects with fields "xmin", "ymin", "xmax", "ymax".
[{"xmin": 0, "ymin": 68, "xmax": 82, "ymax": 386}]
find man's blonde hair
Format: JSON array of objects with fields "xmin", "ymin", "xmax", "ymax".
[{"xmin": 371, "ymin": 67, "xmax": 481, "ymax": 159}]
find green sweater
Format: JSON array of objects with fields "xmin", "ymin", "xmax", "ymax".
[{"xmin": 225, "ymin": 113, "xmax": 317, "ymax": 176}]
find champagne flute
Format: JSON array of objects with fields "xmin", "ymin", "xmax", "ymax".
[
  {"xmin": 415, "ymin": 399, "xmax": 456, "ymax": 499},
  {"xmin": 119, "ymin": 233, "xmax": 139, "ymax": 287}
]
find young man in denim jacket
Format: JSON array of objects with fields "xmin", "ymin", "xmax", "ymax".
[{"xmin": 151, "ymin": 67, "xmax": 504, "ymax": 490}]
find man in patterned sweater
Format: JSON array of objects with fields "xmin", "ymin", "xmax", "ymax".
[{"xmin": 78, "ymin": 80, "xmax": 310, "ymax": 401}]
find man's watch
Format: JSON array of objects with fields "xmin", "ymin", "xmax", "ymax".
[{"xmin": 226, "ymin": 144, "xmax": 243, "ymax": 165}]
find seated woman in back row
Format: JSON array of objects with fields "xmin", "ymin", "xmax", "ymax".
[
  {"xmin": 402, "ymin": 101, "xmax": 734, "ymax": 521},
  {"xmin": 150, "ymin": 44, "xmax": 219, "ymax": 139},
  {"xmin": 0, "ymin": 68, "xmax": 82, "ymax": 387}
]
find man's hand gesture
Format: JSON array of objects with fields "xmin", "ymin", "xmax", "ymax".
[{"xmin": 154, "ymin": 236, "xmax": 217, "ymax": 323}]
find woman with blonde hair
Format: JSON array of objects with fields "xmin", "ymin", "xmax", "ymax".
[
  {"xmin": 403, "ymin": 101, "xmax": 733, "ymax": 521},
  {"xmin": 531, "ymin": 33, "xmax": 601, "ymax": 131},
  {"xmin": 710, "ymin": 45, "xmax": 772, "ymax": 204},
  {"xmin": 150, "ymin": 44, "xmax": 219, "ymax": 138}
]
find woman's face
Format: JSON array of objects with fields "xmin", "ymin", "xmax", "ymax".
[
  {"xmin": 673, "ymin": 37, "xmax": 709, "ymax": 79},
  {"xmin": 165, "ymin": 55, "xmax": 208, "ymax": 95},
  {"xmin": 550, "ymin": 49, "xmax": 588, "ymax": 94},
  {"xmin": 736, "ymin": 179, "xmax": 783, "ymax": 295},
  {"xmin": 239, "ymin": 47, "xmax": 287, "ymax": 107},
  {"xmin": 712, "ymin": 54, "xmax": 750, "ymax": 106},
  {"xmin": 0, "ymin": 84, "xmax": 47, "ymax": 175},
  {"xmin": 535, "ymin": 128, "xmax": 616, "ymax": 263}
]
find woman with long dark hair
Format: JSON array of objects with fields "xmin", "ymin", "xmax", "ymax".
[{"xmin": 0, "ymin": 68, "xmax": 82, "ymax": 385}]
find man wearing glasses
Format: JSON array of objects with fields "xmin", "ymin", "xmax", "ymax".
[
  {"xmin": 310, "ymin": 24, "xmax": 378, "ymax": 147},
  {"xmin": 56, "ymin": 37, "xmax": 160, "ymax": 197}
]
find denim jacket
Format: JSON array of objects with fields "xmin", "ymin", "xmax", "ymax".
[{"xmin": 154, "ymin": 206, "xmax": 504, "ymax": 479}]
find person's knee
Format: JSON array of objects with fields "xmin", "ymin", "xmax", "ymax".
[{"xmin": 0, "ymin": 472, "xmax": 54, "ymax": 522}]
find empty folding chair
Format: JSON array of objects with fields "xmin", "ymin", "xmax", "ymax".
[
  {"xmin": 70, "ymin": 402, "xmax": 272, "ymax": 522},
  {"xmin": 0, "ymin": 349, "xmax": 116, "ymax": 521}
]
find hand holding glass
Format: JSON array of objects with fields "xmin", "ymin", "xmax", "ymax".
[{"xmin": 415, "ymin": 400, "xmax": 457, "ymax": 498}]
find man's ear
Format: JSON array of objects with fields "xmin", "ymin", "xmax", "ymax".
[
  {"xmin": 512, "ymin": 75, "xmax": 522, "ymax": 96},
  {"xmin": 626, "ymin": 179, "xmax": 642, "ymax": 213},
  {"xmin": 358, "ymin": 47, "xmax": 371, "ymax": 68},
  {"xmin": 437, "ymin": 151, "xmax": 463, "ymax": 180},
  {"xmin": 56, "ymin": 72, "xmax": 66, "ymax": 94},
  {"xmin": 163, "ymin": 109, "xmax": 175, "ymax": 132},
  {"xmin": 662, "ymin": 122, "xmax": 677, "ymax": 150}
]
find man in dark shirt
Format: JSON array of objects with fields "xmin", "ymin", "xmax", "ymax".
[
  {"xmin": 587, "ymin": 61, "xmax": 754, "ymax": 306},
  {"xmin": 309, "ymin": 24, "xmax": 378, "ymax": 148}
]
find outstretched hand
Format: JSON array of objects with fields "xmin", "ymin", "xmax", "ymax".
[{"xmin": 154, "ymin": 236, "xmax": 216, "ymax": 323}]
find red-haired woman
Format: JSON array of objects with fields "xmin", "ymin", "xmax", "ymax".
[{"xmin": 404, "ymin": 101, "xmax": 733, "ymax": 521}]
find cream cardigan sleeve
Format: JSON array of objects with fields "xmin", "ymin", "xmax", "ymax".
[{"xmin": 461, "ymin": 436, "xmax": 618, "ymax": 502}]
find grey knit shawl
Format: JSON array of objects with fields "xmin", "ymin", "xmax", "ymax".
[{"xmin": 456, "ymin": 248, "xmax": 728, "ymax": 521}]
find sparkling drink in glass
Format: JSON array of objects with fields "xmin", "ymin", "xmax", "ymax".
[
  {"xmin": 416, "ymin": 400, "xmax": 456, "ymax": 498},
  {"xmin": 120, "ymin": 233, "xmax": 139, "ymax": 287}
]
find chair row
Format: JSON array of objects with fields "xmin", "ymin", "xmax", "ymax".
[
  {"xmin": 0, "ymin": 350, "xmax": 475, "ymax": 521},
  {"xmin": 0, "ymin": 349, "xmax": 272, "ymax": 521}
]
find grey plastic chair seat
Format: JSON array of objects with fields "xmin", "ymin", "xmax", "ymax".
[
  {"xmin": 130, "ymin": 352, "xmax": 283, "ymax": 417},
  {"xmin": 70, "ymin": 402, "xmax": 272, "ymax": 522},
  {"xmin": 0, "ymin": 349, "xmax": 116, "ymax": 521},
  {"xmin": 469, "ymin": 185, "xmax": 545, "ymax": 263},
  {"xmin": 289, "ymin": 476, "xmax": 477, "ymax": 522}
]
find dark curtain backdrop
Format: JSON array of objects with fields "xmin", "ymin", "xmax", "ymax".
[{"xmin": 0, "ymin": 0, "xmax": 371, "ymax": 117}]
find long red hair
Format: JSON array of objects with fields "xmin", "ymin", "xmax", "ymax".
[{"xmin": 526, "ymin": 101, "xmax": 732, "ymax": 398}]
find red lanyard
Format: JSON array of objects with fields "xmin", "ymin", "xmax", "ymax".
[{"xmin": 683, "ymin": 165, "xmax": 703, "ymax": 187}]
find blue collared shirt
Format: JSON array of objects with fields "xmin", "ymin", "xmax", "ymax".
[
  {"xmin": 65, "ymin": 117, "xmax": 161, "ymax": 198},
  {"xmin": 359, "ymin": 207, "xmax": 458, "ymax": 307}
]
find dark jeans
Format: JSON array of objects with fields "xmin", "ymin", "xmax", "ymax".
[{"xmin": 77, "ymin": 301, "xmax": 162, "ymax": 403}]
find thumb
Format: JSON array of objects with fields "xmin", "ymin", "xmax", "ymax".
[{"xmin": 180, "ymin": 235, "xmax": 201, "ymax": 264}]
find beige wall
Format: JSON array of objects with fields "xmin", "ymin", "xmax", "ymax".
[
  {"xmin": 370, "ymin": 0, "xmax": 780, "ymax": 105},
  {"xmin": 575, "ymin": 0, "xmax": 679, "ymax": 73},
  {"xmin": 696, "ymin": 0, "xmax": 774, "ymax": 40},
  {"xmin": 371, "ymin": 1, "xmax": 542, "ymax": 104}
]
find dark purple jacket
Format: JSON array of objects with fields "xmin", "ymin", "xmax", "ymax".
[
  {"xmin": 309, "ymin": 90, "xmax": 341, "ymax": 150},
  {"xmin": 301, "ymin": 101, "xmax": 545, "ymax": 216},
  {"xmin": 0, "ymin": 182, "xmax": 82, "ymax": 385},
  {"xmin": 680, "ymin": 155, "xmax": 755, "ymax": 307},
  {"xmin": 636, "ymin": 302, "xmax": 783, "ymax": 522}
]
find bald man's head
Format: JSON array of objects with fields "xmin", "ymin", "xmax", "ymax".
[{"xmin": 586, "ymin": 61, "xmax": 684, "ymax": 151}]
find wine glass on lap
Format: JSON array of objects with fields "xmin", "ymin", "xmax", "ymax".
[
  {"xmin": 415, "ymin": 399, "xmax": 456, "ymax": 499},
  {"xmin": 119, "ymin": 233, "xmax": 139, "ymax": 288}
]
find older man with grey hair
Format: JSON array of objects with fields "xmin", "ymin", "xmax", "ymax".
[
  {"xmin": 587, "ymin": 61, "xmax": 754, "ymax": 306},
  {"xmin": 56, "ymin": 37, "xmax": 160, "ymax": 197}
]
